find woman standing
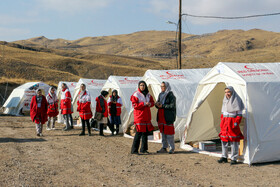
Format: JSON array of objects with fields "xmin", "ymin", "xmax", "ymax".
[
  {"xmin": 218, "ymin": 86, "xmax": 244, "ymax": 165},
  {"xmin": 77, "ymin": 84, "xmax": 92, "ymax": 136},
  {"xmin": 131, "ymin": 81, "xmax": 154, "ymax": 154},
  {"xmin": 155, "ymin": 82, "xmax": 176, "ymax": 154},
  {"xmin": 95, "ymin": 91, "xmax": 109, "ymax": 136},
  {"xmin": 107, "ymin": 90, "xmax": 123, "ymax": 135},
  {"xmin": 30, "ymin": 89, "xmax": 48, "ymax": 136},
  {"xmin": 60, "ymin": 83, "xmax": 73, "ymax": 131},
  {"xmin": 46, "ymin": 87, "xmax": 59, "ymax": 130}
]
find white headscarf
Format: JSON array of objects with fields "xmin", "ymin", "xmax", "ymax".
[
  {"xmin": 221, "ymin": 86, "xmax": 244, "ymax": 113},
  {"xmin": 46, "ymin": 87, "xmax": 57, "ymax": 104},
  {"xmin": 158, "ymin": 81, "xmax": 171, "ymax": 104},
  {"xmin": 78, "ymin": 84, "xmax": 91, "ymax": 103}
]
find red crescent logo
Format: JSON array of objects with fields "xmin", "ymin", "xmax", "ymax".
[
  {"xmin": 244, "ymin": 65, "xmax": 253, "ymax": 69},
  {"xmin": 166, "ymin": 71, "xmax": 172, "ymax": 75}
]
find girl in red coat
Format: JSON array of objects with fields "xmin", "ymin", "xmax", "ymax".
[
  {"xmin": 60, "ymin": 83, "xmax": 73, "ymax": 131},
  {"xmin": 95, "ymin": 91, "xmax": 109, "ymax": 136},
  {"xmin": 131, "ymin": 81, "xmax": 154, "ymax": 154},
  {"xmin": 30, "ymin": 89, "xmax": 48, "ymax": 137},
  {"xmin": 218, "ymin": 86, "xmax": 244, "ymax": 165},
  {"xmin": 107, "ymin": 90, "xmax": 123, "ymax": 135},
  {"xmin": 77, "ymin": 84, "xmax": 92, "ymax": 136},
  {"xmin": 46, "ymin": 87, "xmax": 59, "ymax": 130}
]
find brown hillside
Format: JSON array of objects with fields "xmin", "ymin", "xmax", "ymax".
[
  {"xmin": 15, "ymin": 29, "xmax": 280, "ymax": 68},
  {"xmin": 3, "ymin": 29, "xmax": 280, "ymax": 82}
]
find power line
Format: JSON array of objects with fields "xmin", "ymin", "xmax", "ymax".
[{"xmin": 182, "ymin": 12, "xmax": 280, "ymax": 19}]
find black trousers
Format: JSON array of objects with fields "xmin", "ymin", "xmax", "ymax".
[
  {"xmin": 99, "ymin": 123, "xmax": 105, "ymax": 135},
  {"xmin": 107, "ymin": 121, "xmax": 120, "ymax": 134},
  {"xmin": 131, "ymin": 131, "xmax": 148, "ymax": 153},
  {"xmin": 81, "ymin": 119, "xmax": 91, "ymax": 134}
]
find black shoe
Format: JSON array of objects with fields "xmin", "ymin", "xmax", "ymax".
[
  {"xmin": 218, "ymin": 157, "xmax": 228, "ymax": 163},
  {"xmin": 99, "ymin": 134, "xmax": 104, "ymax": 136},
  {"xmin": 140, "ymin": 151, "xmax": 150, "ymax": 154},
  {"xmin": 230, "ymin": 160, "xmax": 237, "ymax": 165},
  {"xmin": 131, "ymin": 152, "xmax": 139, "ymax": 155},
  {"xmin": 88, "ymin": 133, "xmax": 92, "ymax": 136},
  {"xmin": 79, "ymin": 132, "xmax": 85, "ymax": 136},
  {"xmin": 157, "ymin": 148, "xmax": 168, "ymax": 153},
  {"xmin": 63, "ymin": 128, "xmax": 71, "ymax": 131}
]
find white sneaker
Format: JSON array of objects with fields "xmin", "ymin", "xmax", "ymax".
[
  {"xmin": 46, "ymin": 127, "xmax": 51, "ymax": 131},
  {"xmin": 40, "ymin": 133, "xmax": 43, "ymax": 137},
  {"xmin": 51, "ymin": 127, "xmax": 56, "ymax": 130}
]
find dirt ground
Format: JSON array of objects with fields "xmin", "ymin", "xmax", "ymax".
[{"xmin": 0, "ymin": 116, "xmax": 280, "ymax": 187}]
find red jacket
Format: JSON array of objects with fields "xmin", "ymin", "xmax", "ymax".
[
  {"xmin": 60, "ymin": 88, "xmax": 72, "ymax": 114},
  {"xmin": 95, "ymin": 95, "xmax": 108, "ymax": 118},
  {"xmin": 107, "ymin": 96, "xmax": 122, "ymax": 116},
  {"xmin": 46, "ymin": 93, "xmax": 59, "ymax": 117},
  {"xmin": 77, "ymin": 91, "xmax": 92, "ymax": 120},
  {"xmin": 157, "ymin": 108, "xmax": 175, "ymax": 135},
  {"xmin": 30, "ymin": 95, "xmax": 48, "ymax": 124},
  {"xmin": 131, "ymin": 89, "xmax": 154, "ymax": 132},
  {"xmin": 219, "ymin": 114, "xmax": 244, "ymax": 142}
]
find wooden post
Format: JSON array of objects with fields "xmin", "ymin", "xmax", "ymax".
[{"xmin": 178, "ymin": 0, "xmax": 182, "ymax": 69}]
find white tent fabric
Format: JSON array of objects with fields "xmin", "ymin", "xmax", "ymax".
[
  {"xmin": 57, "ymin": 81, "xmax": 77, "ymax": 123},
  {"xmin": 123, "ymin": 68, "xmax": 210, "ymax": 141},
  {"xmin": 72, "ymin": 79, "xmax": 106, "ymax": 120},
  {"xmin": 102, "ymin": 76, "xmax": 142, "ymax": 132},
  {"xmin": 3, "ymin": 82, "xmax": 50, "ymax": 115},
  {"xmin": 181, "ymin": 62, "xmax": 280, "ymax": 165}
]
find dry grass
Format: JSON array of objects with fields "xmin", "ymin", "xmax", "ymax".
[{"xmin": 1, "ymin": 29, "xmax": 280, "ymax": 87}]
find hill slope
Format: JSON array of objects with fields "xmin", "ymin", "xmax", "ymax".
[{"xmin": 15, "ymin": 29, "xmax": 280, "ymax": 68}]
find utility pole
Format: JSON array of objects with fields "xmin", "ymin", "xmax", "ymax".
[{"xmin": 178, "ymin": 0, "xmax": 182, "ymax": 69}]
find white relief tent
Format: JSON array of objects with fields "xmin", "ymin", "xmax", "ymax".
[
  {"xmin": 101, "ymin": 76, "xmax": 142, "ymax": 133},
  {"xmin": 72, "ymin": 79, "xmax": 106, "ymax": 120},
  {"xmin": 123, "ymin": 68, "xmax": 210, "ymax": 141},
  {"xmin": 180, "ymin": 62, "xmax": 280, "ymax": 165},
  {"xmin": 3, "ymin": 82, "xmax": 50, "ymax": 115}
]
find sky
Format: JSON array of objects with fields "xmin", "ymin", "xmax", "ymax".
[{"xmin": 0, "ymin": 0, "xmax": 280, "ymax": 41}]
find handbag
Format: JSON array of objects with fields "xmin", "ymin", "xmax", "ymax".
[{"xmin": 94, "ymin": 112, "xmax": 103, "ymax": 121}]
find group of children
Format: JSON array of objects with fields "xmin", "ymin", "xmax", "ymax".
[{"xmin": 29, "ymin": 83, "xmax": 122, "ymax": 137}]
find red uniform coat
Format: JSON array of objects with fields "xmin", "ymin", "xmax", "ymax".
[
  {"xmin": 95, "ymin": 95, "xmax": 108, "ymax": 118},
  {"xmin": 60, "ymin": 88, "xmax": 72, "ymax": 114},
  {"xmin": 131, "ymin": 89, "xmax": 154, "ymax": 132},
  {"xmin": 108, "ymin": 96, "xmax": 122, "ymax": 116},
  {"xmin": 46, "ymin": 93, "xmax": 59, "ymax": 117},
  {"xmin": 219, "ymin": 114, "xmax": 244, "ymax": 142},
  {"xmin": 157, "ymin": 108, "xmax": 175, "ymax": 135},
  {"xmin": 77, "ymin": 91, "xmax": 93, "ymax": 120},
  {"xmin": 30, "ymin": 95, "xmax": 48, "ymax": 124}
]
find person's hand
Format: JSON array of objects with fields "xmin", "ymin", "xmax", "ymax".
[
  {"xmin": 158, "ymin": 104, "xmax": 163, "ymax": 108},
  {"xmin": 147, "ymin": 102, "xmax": 152, "ymax": 107}
]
